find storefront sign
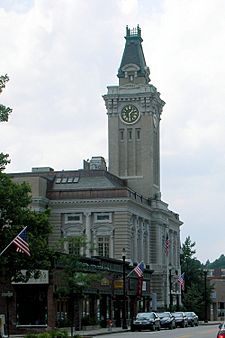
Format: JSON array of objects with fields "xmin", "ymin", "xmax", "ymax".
[
  {"xmin": 101, "ymin": 277, "xmax": 111, "ymax": 286},
  {"xmin": 12, "ymin": 270, "xmax": 49, "ymax": 284},
  {"xmin": 1, "ymin": 291, "xmax": 13, "ymax": 297},
  {"xmin": 142, "ymin": 281, "xmax": 146, "ymax": 291},
  {"xmin": 114, "ymin": 279, "xmax": 123, "ymax": 289}
]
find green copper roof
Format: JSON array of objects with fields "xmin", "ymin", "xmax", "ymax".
[{"xmin": 117, "ymin": 25, "xmax": 150, "ymax": 83}]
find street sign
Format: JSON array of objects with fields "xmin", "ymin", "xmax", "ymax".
[{"xmin": 1, "ymin": 291, "xmax": 13, "ymax": 297}]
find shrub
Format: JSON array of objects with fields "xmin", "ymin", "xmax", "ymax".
[
  {"xmin": 24, "ymin": 334, "xmax": 38, "ymax": 338},
  {"xmin": 24, "ymin": 329, "xmax": 68, "ymax": 338}
]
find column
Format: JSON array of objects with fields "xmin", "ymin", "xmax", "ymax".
[
  {"xmin": 84, "ymin": 212, "xmax": 91, "ymax": 257},
  {"xmin": 109, "ymin": 230, "xmax": 114, "ymax": 257},
  {"xmin": 140, "ymin": 219, "xmax": 144, "ymax": 260},
  {"xmin": 133, "ymin": 216, "xmax": 138, "ymax": 262},
  {"xmin": 146, "ymin": 221, "xmax": 150, "ymax": 265}
]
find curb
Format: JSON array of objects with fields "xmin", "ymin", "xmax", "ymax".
[{"xmin": 74, "ymin": 329, "xmax": 130, "ymax": 337}]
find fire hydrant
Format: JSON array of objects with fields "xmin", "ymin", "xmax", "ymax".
[{"xmin": 107, "ymin": 319, "xmax": 113, "ymax": 331}]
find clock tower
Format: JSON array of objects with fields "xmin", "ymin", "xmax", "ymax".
[{"xmin": 103, "ymin": 25, "xmax": 165, "ymax": 199}]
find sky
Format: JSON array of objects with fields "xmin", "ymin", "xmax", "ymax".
[{"xmin": 1, "ymin": 0, "xmax": 225, "ymax": 263}]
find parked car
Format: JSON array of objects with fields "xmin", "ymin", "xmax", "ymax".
[
  {"xmin": 172, "ymin": 312, "xmax": 188, "ymax": 328},
  {"xmin": 217, "ymin": 322, "xmax": 225, "ymax": 337},
  {"xmin": 131, "ymin": 312, "xmax": 161, "ymax": 331},
  {"xmin": 158, "ymin": 312, "xmax": 176, "ymax": 329},
  {"xmin": 185, "ymin": 311, "xmax": 199, "ymax": 326}
]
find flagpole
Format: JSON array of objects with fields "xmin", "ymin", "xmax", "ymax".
[
  {"xmin": 166, "ymin": 252, "xmax": 168, "ymax": 309},
  {"xmin": 0, "ymin": 226, "xmax": 27, "ymax": 256}
]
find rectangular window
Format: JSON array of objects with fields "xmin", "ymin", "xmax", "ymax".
[
  {"xmin": 97, "ymin": 214, "xmax": 109, "ymax": 221},
  {"xmin": 68, "ymin": 241, "xmax": 81, "ymax": 256},
  {"xmin": 97, "ymin": 237, "xmax": 109, "ymax": 257},
  {"xmin": 136, "ymin": 128, "xmax": 141, "ymax": 140},
  {"xmin": 55, "ymin": 177, "xmax": 79, "ymax": 184},
  {"xmin": 128, "ymin": 129, "xmax": 132, "ymax": 140},
  {"xmin": 120, "ymin": 129, "xmax": 124, "ymax": 141},
  {"xmin": 94, "ymin": 213, "xmax": 112, "ymax": 223},
  {"xmin": 65, "ymin": 213, "xmax": 82, "ymax": 223}
]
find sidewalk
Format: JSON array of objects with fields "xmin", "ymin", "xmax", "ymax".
[
  {"xmin": 72, "ymin": 326, "xmax": 129, "ymax": 337},
  {"xmin": 7, "ymin": 327, "xmax": 129, "ymax": 338}
]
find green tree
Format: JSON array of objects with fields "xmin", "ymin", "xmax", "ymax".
[
  {"xmin": 206, "ymin": 254, "xmax": 225, "ymax": 269},
  {"xmin": 0, "ymin": 153, "xmax": 10, "ymax": 172},
  {"xmin": 180, "ymin": 236, "xmax": 213, "ymax": 320},
  {"xmin": 182, "ymin": 283, "xmax": 204, "ymax": 314},
  {"xmin": 180, "ymin": 236, "xmax": 202, "ymax": 288},
  {"xmin": 0, "ymin": 74, "xmax": 12, "ymax": 170},
  {"xmin": 0, "ymin": 172, "xmax": 55, "ymax": 283},
  {"xmin": 0, "ymin": 74, "xmax": 12, "ymax": 122}
]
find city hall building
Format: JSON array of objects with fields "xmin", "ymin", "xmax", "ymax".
[{"xmin": 1, "ymin": 26, "xmax": 183, "ymax": 333}]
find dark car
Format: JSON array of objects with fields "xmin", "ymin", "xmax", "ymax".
[
  {"xmin": 185, "ymin": 311, "xmax": 199, "ymax": 326},
  {"xmin": 172, "ymin": 312, "xmax": 188, "ymax": 328},
  {"xmin": 218, "ymin": 322, "xmax": 225, "ymax": 337},
  {"xmin": 131, "ymin": 312, "xmax": 161, "ymax": 331},
  {"xmin": 158, "ymin": 312, "xmax": 176, "ymax": 329}
]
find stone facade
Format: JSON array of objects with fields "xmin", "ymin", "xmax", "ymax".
[
  {"xmin": 1, "ymin": 26, "xmax": 184, "ymax": 334},
  {"xmin": 103, "ymin": 25, "xmax": 164, "ymax": 199},
  {"xmin": 10, "ymin": 159, "xmax": 182, "ymax": 310},
  {"xmin": 103, "ymin": 25, "xmax": 182, "ymax": 307}
]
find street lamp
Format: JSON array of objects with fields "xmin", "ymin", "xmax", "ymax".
[
  {"xmin": 203, "ymin": 269, "xmax": 208, "ymax": 323},
  {"xmin": 122, "ymin": 248, "xmax": 128, "ymax": 329}
]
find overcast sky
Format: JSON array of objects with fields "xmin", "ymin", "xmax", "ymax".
[{"xmin": 1, "ymin": 0, "xmax": 225, "ymax": 263}]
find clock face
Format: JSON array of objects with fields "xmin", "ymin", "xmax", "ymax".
[{"xmin": 120, "ymin": 105, "xmax": 140, "ymax": 124}]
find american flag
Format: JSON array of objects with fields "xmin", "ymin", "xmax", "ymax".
[
  {"xmin": 13, "ymin": 227, "xmax": 30, "ymax": 256},
  {"xmin": 165, "ymin": 233, "xmax": 170, "ymax": 256},
  {"xmin": 136, "ymin": 275, "xmax": 144, "ymax": 297},
  {"xmin": 134, "ymin": 262, "xmax": 145, "ymax": 278},
  {"xmin": 178, "ymin": 272, "xmax": 185, "ymax": 291}
]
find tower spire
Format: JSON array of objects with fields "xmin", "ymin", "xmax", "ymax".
[
  {"xmin": 117, "ymin": 25, "xmax": 150, "ymax": 85},
  {"xmin": 125, "ymin": 24, "xmax": 142, "ymax": 40}
]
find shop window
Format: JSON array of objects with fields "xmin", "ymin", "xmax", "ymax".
[
  {"xmin": 57, "ymin": 300, "xmax": 68, "ymax": 327},
  {"xmin": 16, "ymin": 285, "xmax": 47, "ymax": 326}
]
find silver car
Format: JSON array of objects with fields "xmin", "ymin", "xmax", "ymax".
[
  {"xmin": 172, "ymin": 312, "xmax": 188, "ymax": 328},
  {"xmin": 185, "ymin": 311, "xmax": 199, "ymax": 326}
]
